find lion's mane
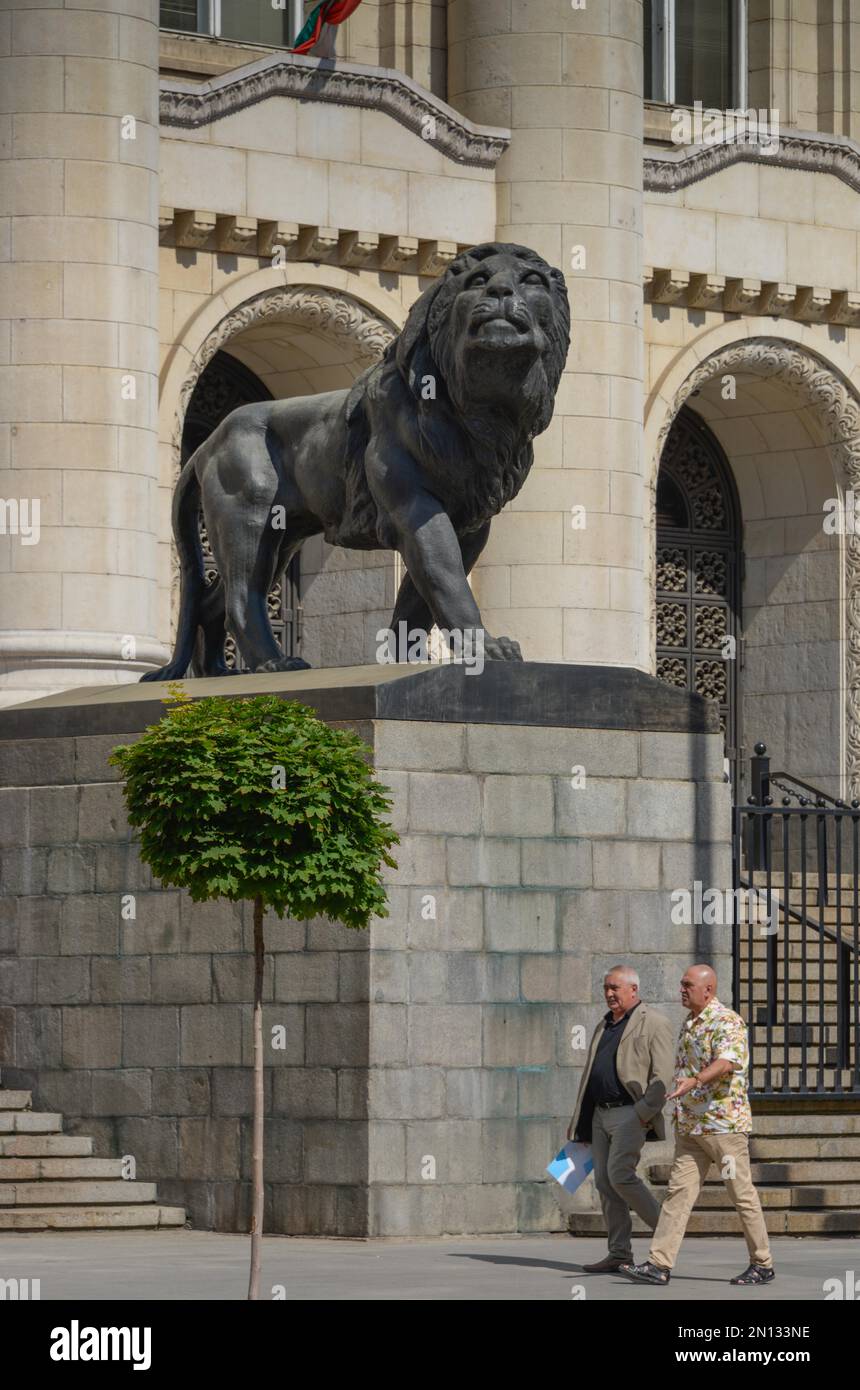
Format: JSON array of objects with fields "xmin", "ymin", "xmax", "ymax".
[{"xmin": 335, "ymin": 243, "xmax": 570, "ymax": 547}]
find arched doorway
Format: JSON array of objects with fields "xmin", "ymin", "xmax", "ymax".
[
  {"xmin": 655, "ymin": 405, "xmax": 742, "ymax": 786},
  {"xmin": 160, "ymin": 279, "xmax": 400, "ymax": 672},
  {"xmin": 181, "ymin": 349, "xmax": 301, "ymax": 670}
]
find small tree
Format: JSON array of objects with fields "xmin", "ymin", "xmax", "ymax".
[{"xmin": 110, "ymin": 687, "xmax": 398, "ymax": 1298}]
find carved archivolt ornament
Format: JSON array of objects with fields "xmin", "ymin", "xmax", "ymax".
[
  {"xmin": 160, "ymin": 57, "xmax": 508, "ymax": 169},
  {"xmin": 645, "ymin": 129, "xmax": 860, "ymax": 195},
  {"xmin": 650, "ymin": 338, "xmax": 860, "ymax": 793},
  {"xmin": 168, "ymin": 285, "xmax": 397, "ymax": 621},
  {"xmin": 175, "ymin": 285, "xmax": 396, "ymax": 455}
]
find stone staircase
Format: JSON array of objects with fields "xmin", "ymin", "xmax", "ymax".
[
  {"xmin": 737, "ymin": 871, "xmax": 858, "ymax": 1092},
  {"xmin": 569, "ymin": 1113, "xmax": 860, "ymax": 1236},
  {"xmin": 570, "ymin": 866, "xmax": 860, "ymax": 1238},
  {"xmin": 0, "ymin": 1089, "xmax": 186, "ymax": 1231}
]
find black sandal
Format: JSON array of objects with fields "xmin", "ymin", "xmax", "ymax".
[
  {"xmin": 731, "ymin": 1264, "xmax": 775, "ymax": 1285},
  {"xmin": 618, "ymin": 1260, "xmax": 671, "ymax": 1285}
]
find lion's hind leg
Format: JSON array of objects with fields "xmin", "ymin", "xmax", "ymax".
[{"xmin": 190, "ymin": 575, "xmax": 231, "ymax": 677}]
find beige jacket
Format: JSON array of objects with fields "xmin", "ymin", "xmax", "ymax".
[{"xmin": 568, "ymin": 1001, "xmax": 675, "ymax": 1143}]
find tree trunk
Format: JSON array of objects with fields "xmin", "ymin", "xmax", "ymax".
[{"xmin": 248, "ymin": 894, "xmax": 265, "ymax": 1300}]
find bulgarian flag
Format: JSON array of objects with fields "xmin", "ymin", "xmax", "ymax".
[{"xmin": 291, "ymin": 0, "xmax": 363, "ymax": 55}]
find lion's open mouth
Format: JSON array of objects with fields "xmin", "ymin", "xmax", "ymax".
[{"xmin": 470, "ymin": 313, "xmax": 532, "ymax": 342}]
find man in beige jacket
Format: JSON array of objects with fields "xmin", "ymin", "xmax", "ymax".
[{"xmin": 567, "ymin": 965, "xmax": 675, "ymax": 1273}]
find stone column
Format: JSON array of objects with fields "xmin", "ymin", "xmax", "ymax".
[
  {"xmin": 447, "ymin": 0, "xmax": 646, "ymax": 669},
  {"xmin": 0, "ymin": 0, "xmax": 168, "ymax": 707}
]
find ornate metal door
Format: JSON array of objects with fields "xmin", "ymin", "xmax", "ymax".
[
  {"xmin": 655, "ymin": 406, "xmax": 742, "ymax": 786},
  {"xmin": 181, "ymin": 350, "xmax": 302, "ymax": 668}
]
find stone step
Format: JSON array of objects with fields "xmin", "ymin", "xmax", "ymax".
[
  {"xmin": 0, "ymin": 1180, "xmax": 158, "ymax": 1207},
  {"xmin": 752, "ymin": 1067, "xmax": 856, "ymax": 1089},
  {"xmin": 788, "ymin": 873, "xmax": 860, "ymax": 889},
  {"xmin": 649, "ymin": 1159, "xmax": 860, "ymax": 1184},
  {"xmin": 751, "ymin": 1024, "xmax": 837, "ymax": 1044},
  {"xmin": 651, "ymin": 1183, "xmax": 860, "ymax": 1209},
  {"xmin": 739, "ymin": 941, "xmax": 844, "ymax": 959},
  {"xmin": 748, "ymin": 983, "xmax": 845, "ymax": 1000},
  {"xmin": 0, "ymin": 1157, "xmax": 125, "ymax": 1181},
  {"xmin": 0, "ymin": 1204, "xmax": 187, "ymax": 1232},
  {"xmin": 569, "ymin": 1209, "xmax": 860, "ymax": 1235},
  {"xmin": 0, "ymin": 1134, "xmax": 94, "ymax": 1158},
  {"xmin": 749, "ymin": 1113, "xmax": 860, "ymax": 1135},
  {"xmin": 758, "ymin": 1005, "xmax": 841, "ymax": 1023},
  {"xmin": 0, "ymin": 1112, "xmax": 62, "ymax": 1135},
  {"xmin": 0, "ymin": 1091, "xmax": 32, "ymax": 1111},
  {"xmin": 744, "ymin": 964, "xmax": 842, "ymax": 981},
  {"xmin": 748, "ymin": 1046, "xmax": 843, "ymax": 1065},
  {"xmin": 748, "ymin": 1136, "xmax": 860, "ymax": 1159}
]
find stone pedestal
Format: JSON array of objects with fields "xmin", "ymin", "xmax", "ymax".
[{"xmin": 0, "ymin": 662, "xmax": 730, "ymax": 1235}]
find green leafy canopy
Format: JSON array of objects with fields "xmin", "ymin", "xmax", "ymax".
[{"xmin": 109, "ymin": 688, "xmax": 399, "ymax": 929}]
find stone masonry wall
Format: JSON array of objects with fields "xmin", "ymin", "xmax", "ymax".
[{"xmin": 0, "ymin": 715, "xmax": 731, "ymax": 1237}]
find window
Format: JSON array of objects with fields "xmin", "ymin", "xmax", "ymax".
[
  {"xmin": 645, "ymin": 0, "xmax": 747, "ymax": 109},
  {"xmin": 160, "ymin": 1, "xmax": 306, "ymax": 48}
]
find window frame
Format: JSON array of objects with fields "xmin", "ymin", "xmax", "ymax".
[
  {"xmin": 648, "ymin": 0, "xmax": 748, "ymax": 110},
  {"xmin": 165, "ymin": 1, "xmax": 306, "ymax": 45}
]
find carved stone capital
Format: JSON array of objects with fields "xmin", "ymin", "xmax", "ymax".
[
  {"xmin": 339, "ymin": 230, "xmax": 380, "ymax": 267},
  {"xmin": 379, "ymin": 235, "xmax": 419, "ymax": 271},
  {"xmin": 794, "ymin": 286, "xmax": 833, "ymax": 322},
  {"xmin": 687, "ymin": 273, "xmax": 726, "ymax": 310},
  {"xmin": 723, "ymin": 278, "xmax": 762, "ymax": 313},
  {"xmin": 830, "ymin": 291, "xmax": 860, "ymax": 327},
  {"xmin": 174, "ymin": 209, "xmax": 216, "ymax": 249},
  {"xmin": 294, "ymin": 226, "xmax": 340, "ymax": 262},
  {"xmin": 651, "ymin": 268, "xmax": 691, "ymax": 305},
  {"xmin": 257, "ymin": 221, "xmax": 300, "ymax": 259},
  {"xmin": 758, "ymin": 282, "xmax": 797, "ymax": 317},
  {"xmin": 215, "ymin": 215, "xmax": 258, "ymax": 254},
  {"xmin": 417, "ymin": 240, "xmax": 459, "ymax": 277}
]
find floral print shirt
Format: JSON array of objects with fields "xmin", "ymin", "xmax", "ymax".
[{"xmin": 673, "ymin": 998, "xmax": 752, "ymax": 1135}]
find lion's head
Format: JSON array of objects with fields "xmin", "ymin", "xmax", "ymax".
[
  {"xmin": 343, "ymin": 243, "xmax": 570, "ymax": 542},
  {"xmin": 401, "ymin": 243, "xmax": 570, "ymax": 436}
]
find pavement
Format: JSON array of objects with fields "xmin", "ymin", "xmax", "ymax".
[{"xmin": 0, "ymin": 1231, "xmax": 857, "ymax": 1300}]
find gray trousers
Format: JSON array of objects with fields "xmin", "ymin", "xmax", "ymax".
[{"xmin": 591, "ymin": 1104, "xmax": 662, "ymax": 1260}]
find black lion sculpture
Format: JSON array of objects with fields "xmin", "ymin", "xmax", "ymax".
[{"xmin": 142, "ymin": 242, "xmax": 570, "ymax": 681}]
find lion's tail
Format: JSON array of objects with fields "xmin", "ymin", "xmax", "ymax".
[{"xmin": 139, "ymin": 455, "xmax": 206, "ymax": 682}]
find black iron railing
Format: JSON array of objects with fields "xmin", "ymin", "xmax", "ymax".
[{"xmin": 733, "ymin": 743, "xmax": 859, "ymax": 1097}]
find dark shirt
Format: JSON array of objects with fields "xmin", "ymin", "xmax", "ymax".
[{"xmin": 585, "ymin": 1001, "xmax": 641, "ymax": 1106}]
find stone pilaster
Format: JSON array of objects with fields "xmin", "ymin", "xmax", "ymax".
[
  {"xmin": 447, "ymin": 0, "xmax": 646, "ymax": 668},
  {"xmin": 0, "ymin": 0, "xmax": 168, "ymax": 707}
]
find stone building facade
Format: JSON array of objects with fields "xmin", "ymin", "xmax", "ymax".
[
  {"xmin": 2, "ymin": 3, "xmax": 859, "ymax": 1237},
  {"xmin": 3, "ymin": 1, "xmax": 859, "ymax": 799}
]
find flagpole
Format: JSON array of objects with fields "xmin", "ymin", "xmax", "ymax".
[{"xmin": 290, "ymin": 0, "xmax": 304, "ymax": 46}]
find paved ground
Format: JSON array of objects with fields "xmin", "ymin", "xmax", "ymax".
[{"xmin": 0, "ymin": 1231, "xmax": 857, "ymax": 1300}]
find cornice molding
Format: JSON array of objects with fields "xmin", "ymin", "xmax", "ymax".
[
  {"xmin": 645, "ymin": 128, "xmax": 860, "ymax": 195},
  {"xmin": 160, "ymin": 53, "xmax": 510, "ymax": 169}
]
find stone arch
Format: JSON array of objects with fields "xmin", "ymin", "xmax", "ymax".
[
  {"xmin": 156, "ymin": 266, "xmax": 404, "ymax": 658},
  {"xmin": 645, "ymin": 334, "xmax": 860, "ymax": 794},
  {"xmin": 160, "ymin": 269, "xmax": 401, "ymax": 481}
]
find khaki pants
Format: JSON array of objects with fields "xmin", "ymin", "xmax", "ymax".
[
  {"xmin": 591, "ymin": 1105, "xmax": 661, "ymax": 1262},
  {"xmin": 650, "ymin": 1131, "xmax": 772, "ymax": 1270}
]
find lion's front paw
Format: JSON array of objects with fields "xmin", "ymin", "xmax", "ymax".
[
  {"xmin": 484, "ymin": 635, "xmax": 523, "ymax": 661},
  {"xmin": 255, "ymin": 657, "xmax": 312, "ymax": 673}
]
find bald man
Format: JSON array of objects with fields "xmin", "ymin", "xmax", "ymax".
[{"xmin": 620, "ymin": 965, "xmax": 774, "ymax": 1287}]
